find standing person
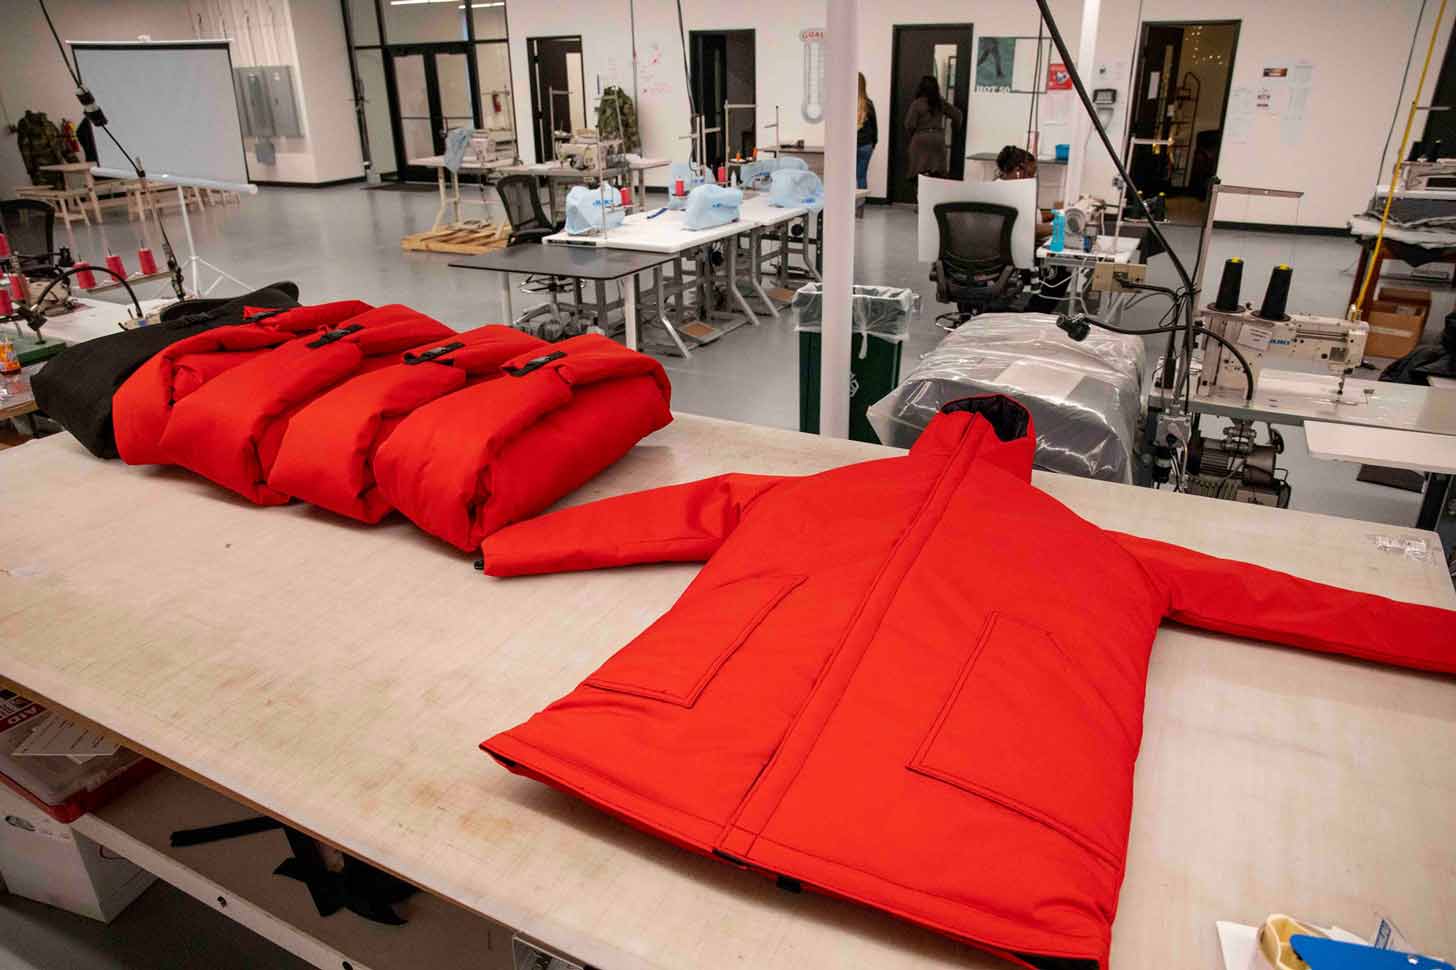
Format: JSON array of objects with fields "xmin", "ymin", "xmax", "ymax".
[
  {"xmin": 856, "ymin": 72, "xmax": 878, "ymax": 191},
  {"xmin": 904, "ymin": 75, "xmax": 962, "ymax": 184}
]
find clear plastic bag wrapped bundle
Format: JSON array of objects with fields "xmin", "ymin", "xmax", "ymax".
[
  {"xmin": 867, "ymin": 313, "xmax": 1145, "ymax": 482},
  {"xmin": 769, "ymin": 168, "xmax": 824, "ymax": 210},
  {"xmin": 792, "ymin": 284, "xmax": 917, "ymax": 346}
]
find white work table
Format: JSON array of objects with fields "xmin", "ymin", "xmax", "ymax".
[
  {"xmin": 1305, "ymin": 421, "xmax": 1456, "ymax": 475},
  {"xmin": 2, "ymin": 416, "xmax": 1454, "ymax": 970},
  {"xmin": 1185, "ymin": 368, "xmax": 1456, "ymax": 435},
  {"xmin": 543, "ymin": 206, "xmax": 748, "ymax": 253}
]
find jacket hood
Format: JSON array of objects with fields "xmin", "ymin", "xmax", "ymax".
[{"xmin": 910, "ymin": 394, "xmax": 1036, "ymax": 482}]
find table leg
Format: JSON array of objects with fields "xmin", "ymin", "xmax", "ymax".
[
  {"xmin": 1416, "ymin": 472, "xmax": 1452, "ymax": 531},
  {"xmin": 433, "ymin": 168, "xmax": 449, "ymax": 230},
  {"xmin": 623, "ymin": 275, "xmax": 638, "ymax": 350},
  {"xmin": 450, "ymin": 169, "xmax": 462, "ymax": 225},
  {"xmin": 750, "ymin": 228, "xmax": 780, "ymax": 319},
  {"xmin": 651, "ymin": 264, "xmax": 691, "ymax": 358},
  {"xmin": 727, "ymin": 231, "xmax": 760, "ymax": 326},
  {"xmin": 777, "ymin": 226, "xmax": 790, "ymax": 288},
  {"xmin": 595, "ymin": 280, "xmax": 609, "ymax": 333},
  {"xmin": 499, "ymin": 270, "xmax": 514, "ymax": 324},
  {"xmin": 803, "ymin": 215, "xmax": 822, "ymax": 282}
]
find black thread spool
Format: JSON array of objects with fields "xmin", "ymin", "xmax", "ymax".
[
  {"xmin": 1409, "ymin": 141, "xmax": 1426, "ymax": 162},
  {"xmin": 1425, "ymin": 139, "xmax": 1443, "ymax": 162},
  {"xmin": 1213, "ymin": 257, "xmax": 1244, "ymax": 312},
  {"xmin": 1257, "ymin": 264, "xmax": 1293, "ymax": 321}
]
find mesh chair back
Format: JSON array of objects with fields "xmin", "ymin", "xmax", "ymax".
[
  {"xmin": 496, "ymin": 175, "xmax": 551, "ymax": 235},
  {"xmin": 0, "ymin": 199, "xmax": 57, "ymax": 262},
  {"xmin": 934, "ymin": 202, "xmax": 1017, "ymax": 282}
]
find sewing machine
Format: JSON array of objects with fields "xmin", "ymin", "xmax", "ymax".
[
  {"xmin": 555, "ymin": 129, "xmax": 624, "ymax": 172},
  {"xmin": 1195, "ymin": 304, "xmax": 1369, "ymax": 398}
]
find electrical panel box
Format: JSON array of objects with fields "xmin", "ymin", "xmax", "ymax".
[
  {"xmin": 1090, "ymin": 261, "xmax": 1146, "ymax": 292},
  {"xmin": 233, "ymin": 65, "xmax": 302, "ymax": 139}
]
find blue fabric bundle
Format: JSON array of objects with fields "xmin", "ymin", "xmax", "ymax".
[
  {"xmin": 769, "ymin": 169, "xmax": 824, "ymax": 211},
  {"xmin": 683, "ymin": 185, "xmax": 743, "ymax": 230},
  {"xmin": 563, "ymin": 184, "xmax": 625, "ymax": 235}
]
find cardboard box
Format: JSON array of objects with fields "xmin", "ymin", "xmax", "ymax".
[
  {"xmin": 0, "ymin": 783, "xmax": 154, "ymax": 921},
  {"xmin": 1366, "ymin": 286, "xmax": 1431, "ymax": 358}
]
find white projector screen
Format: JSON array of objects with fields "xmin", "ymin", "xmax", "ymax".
[{"xmin": 71, "ymin": 40, "xmax": 249, "ymax": 187}]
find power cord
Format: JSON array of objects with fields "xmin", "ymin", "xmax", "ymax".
[
  {"xmin": 1033, "ymin": 0, "xmax": 1198, "ymax": 405},
  {"xmin": 37, "ymin": 0, "xmax": 187, "ymax": 300}
]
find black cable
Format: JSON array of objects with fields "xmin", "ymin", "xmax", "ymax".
[
  {"xmin": 1068, "ymin": 313, "xmax": 1255, "ymax": 401},
  {"xmin": 38, "ymin": 0, "xmax": 80, "ymax": 85},
  {"xmin": 28, "ymin": 265, "xmax": 145, "ymax": 322},
  {"xmin": 1379, "ymin": 0, "xmax": 1430, "ymax": 185},
  {"xmin": 1032, "ymin": 0, "xmax": 1197, "ymax": 401},
  {"xmin": 36, "ymin": 0, "xmax": 185, "ymax": 300},
  {"xmin": 675, "ymin": 0, "xmax": 695, "ymax": 117}
]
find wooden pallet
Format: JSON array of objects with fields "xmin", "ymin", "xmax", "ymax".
[{"xmin": 401, "ymin": 221, "xmax": 509, "ymax": 255}]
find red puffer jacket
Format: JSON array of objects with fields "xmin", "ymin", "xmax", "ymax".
[
  {"xmin": 113, "ymin": 301, "xmax": 373, "ymax": 465},
  {"xmin": 266, "ymin": 325, "xmax": 549, "ymax": 523},
  {"xmin": 159, "ymin": 305, "xmax": 453, "ymax": 504},
  {"xmin": 372, "ymin": 334, "xmax": 672, "ymax": 551},
  {"xmin": 479, "ymin": 396, "xmax": 1456, "ymax": 970}
]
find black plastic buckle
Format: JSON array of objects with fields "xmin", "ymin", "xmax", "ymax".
[
  {"xmin": 503, "ymin": 351, "xmax": 565, "ymax": 377},
  {"xmin": 306, "ymin": 323, "xmax": 363, "ymax": 348},
  {"xmin": 403, "ymin": 341, "xmax": 464, "ymax": 365},
  {"xmin": 242, "ymin": 308, "xmax": 288, "ymax": 325}
]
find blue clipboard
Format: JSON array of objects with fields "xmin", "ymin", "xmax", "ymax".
[{"xmin": 1291, "ymin": 935, "xmax": 1453, "ymax": 970}]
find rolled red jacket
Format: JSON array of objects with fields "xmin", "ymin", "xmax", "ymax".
[
  {"xmin": 113, "ymin": 300, "xmax": 373, "ymax": 466},
  {"xmin": 372, "ymin": 333, "xmax": 672, "ymax": 551},
  {"xmin": 479, "ymin": 395, "xmax": 1456, "ymax": 970},
  {"xmin": 266, "ymin": 325, "xmax": 550, "ymax": 523},
  {"xmin": 159, "ymin": 304, "xmax": 453, "ymax": 505}
]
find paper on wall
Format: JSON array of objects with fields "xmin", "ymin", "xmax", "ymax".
[{"xmin": 1226, "ymin": 86, "xmax": 1254, "ymax": 144}]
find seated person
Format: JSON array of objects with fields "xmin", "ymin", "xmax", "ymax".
[{"xmin": 994, "ymin": 145, "xmax": 1053, "ymax": 242}]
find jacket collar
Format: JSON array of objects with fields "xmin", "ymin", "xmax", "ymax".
[{"xmin": 909, "ymin": 395, "xmax": 1035, "ymax": 482}]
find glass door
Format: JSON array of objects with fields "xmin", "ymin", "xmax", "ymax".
[{"xmin": 387, "ymin": 42, "xmax": 479, "ymax": 182}]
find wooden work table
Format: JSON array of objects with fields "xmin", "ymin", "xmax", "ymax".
[{"xmin": 1, "ymin": 415, "xmax": 1454, "ymax": 969}]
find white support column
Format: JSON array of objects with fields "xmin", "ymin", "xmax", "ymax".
[
  {"xmin": 818, "ymin": 0, "xmax": 860, "ymax": 440},
  {"xmin": 1064, "ymin": 0, "xmax": 1102, "ymax": 204}
]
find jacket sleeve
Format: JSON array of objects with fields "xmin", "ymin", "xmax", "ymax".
[
  {"xmin": 481, "ymin": 473, "xmax": 788, "ymax": 576},
  {"xmin": 1113, "ymin": 532, "xmax": 1456, "ymax": 674}
]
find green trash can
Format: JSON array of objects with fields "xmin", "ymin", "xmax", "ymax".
[{"xmin": 795, "ymin": 284, "xmax": 916, "ymax": 443}]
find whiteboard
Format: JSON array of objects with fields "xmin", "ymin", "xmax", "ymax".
[{"xmin": 70, "ymin": 41, "xmax": 249, "ymax": 188}]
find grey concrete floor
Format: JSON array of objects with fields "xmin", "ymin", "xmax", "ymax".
[{"xmin": 4, "ymin": 183, "xmax": 1443, "ymax": 967}]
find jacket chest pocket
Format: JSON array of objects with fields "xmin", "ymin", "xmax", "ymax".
[
  {"xmin": 907, "ymin": 612, "xmax": 1136, "ymax": 867},
  {"xmin": 585, "ymin": 574, "xmax": 806, "ymax": 707}
]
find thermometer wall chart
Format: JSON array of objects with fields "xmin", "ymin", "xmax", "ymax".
[{"xmin": 800, "ymin": 28, "xmax": 825, "ymax": 123}]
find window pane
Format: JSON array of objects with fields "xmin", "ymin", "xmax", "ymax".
[
  {"xmin": 347, "ymin": 0, "xmax": 380, "ymax": 46},
  {"xmin": 470, "ymin": 1, "xmax": 508, "ymax": 41},
  {"xmin": 477, "ymin": 42, "xmax": 515, "ymax": 152},
  {"xmin": 354, "ymin": 49, "xmax": 397, "ymax": 174},
  {"xmin": 382, "ymin": 0, "xmax": 468, "ymax": 44}
]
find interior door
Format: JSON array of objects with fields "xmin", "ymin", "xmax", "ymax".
[
  {"xmin": 528, "ymin": 36, "xmax": 584, "ymax": 162},
  {"xmin": 1127, "ymin": 25, "xmax": 1183, "ymax": 200},
  {"xmin": 888, "ymin": 24, "xmax": 974, "ymax": 204},
  {"xmin": 388, "ymin": 43, "xmax": 476, "ymax": 182},
  {"xmin": 691, "ymin": 33, "xmax": 728, "ymax": 169}
]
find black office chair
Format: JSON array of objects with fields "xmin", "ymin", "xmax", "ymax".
[
  {"xmin": 494, "ymin": 174, "xmax": 576, "ymax": 336},
  {"xmin": 0, "ymin": 199, "xmax": 63, "ymax": 278},
  {"xmin": 930, "ymin": 201, "xmax": 1027, "ymax": 329},
  {"xmin": 496, "ymin": 174, "xmax": 561, "ymax": 245}
]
